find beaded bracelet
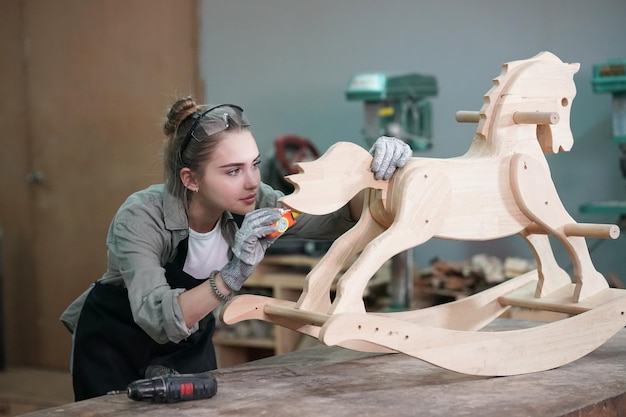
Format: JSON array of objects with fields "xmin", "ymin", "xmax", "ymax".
[{"xmin": 208, "ymin": 270, "xmax": 231, "ymax": 302}]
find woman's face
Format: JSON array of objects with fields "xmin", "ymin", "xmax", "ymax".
[{"xmin": 195, "ymin": 130, "xmax": 261, "ymax": 216}]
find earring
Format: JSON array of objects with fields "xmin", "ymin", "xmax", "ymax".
[{"xmin": 195, "ymin": 188, "xmax": 199, "ymax": 193}]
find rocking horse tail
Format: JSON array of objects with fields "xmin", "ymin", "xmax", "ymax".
[{"xmin": 280, "ymin": 142, "xmax": 389, "ymax": 215}]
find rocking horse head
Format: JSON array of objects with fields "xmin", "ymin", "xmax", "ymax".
[{"xmin": 475, "ymin": 51, "xmax": 580, "ymax": 154}]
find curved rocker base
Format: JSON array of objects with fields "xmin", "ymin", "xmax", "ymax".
[
  {"xmin": 319, "ymin": 295, "xmax": 626, "ymax": 376},
  {"xmin": 221, "ymin": 271, "xmax": 626, "ymax": 375}
]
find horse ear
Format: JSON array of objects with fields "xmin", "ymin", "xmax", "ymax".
[{"xmin": 570, "ymin": 62, "xmax": 581, "ymax": 74}]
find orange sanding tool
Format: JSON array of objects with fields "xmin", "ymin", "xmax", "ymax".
[{"xmin": 267, "ymin": 209, "xmax": 300, "ymax": 238}]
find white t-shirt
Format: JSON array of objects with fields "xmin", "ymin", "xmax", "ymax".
[{"xmin": 183, "ymin": 218, "xmax": 230, "ymax": 280}]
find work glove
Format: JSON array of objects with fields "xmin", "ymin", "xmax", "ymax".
[
  {"xmin": 220, "ymin": 208, "xmax": 282, "ymax": 291},
  {"xmin": 369, "ymin": 136, "xmax": 412, "ymax": 180}
]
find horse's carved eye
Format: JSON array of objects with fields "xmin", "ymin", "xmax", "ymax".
[{"xmin": 561, "ymin": 98, "xmax": 569, "ymax": 107}]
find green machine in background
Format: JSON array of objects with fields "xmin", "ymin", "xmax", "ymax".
[
  {"xmin": 592, "ymin": 59, "xmax": 626, "ymax": 144},
  {"xmin": 345, "ymin": 72, "xmax": 438, "ymax": 310},
  {"xmin": 580, "ymin": 58, "xmax": 626, "ymax": 220},
  {"xmin": 346, "ymin": 72, "xmax": 438, "ymax": 151}
]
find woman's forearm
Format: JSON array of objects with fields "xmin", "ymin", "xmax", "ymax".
[{"xmin": 177, "ymin": 272, "xmax": 232, "ymax": 328}]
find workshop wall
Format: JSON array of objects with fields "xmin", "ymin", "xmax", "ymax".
[
  {"xmin": 199, "ymin": 0, "xmax": 626, "ymax": 284},
  {"xmin": 0, "ymin": 0, "xmax": 201, "ymax": 368}
]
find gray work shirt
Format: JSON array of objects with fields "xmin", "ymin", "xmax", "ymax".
[{"xmin": 60, "ymin": 183, "xmax": 355, "ymax": 344}]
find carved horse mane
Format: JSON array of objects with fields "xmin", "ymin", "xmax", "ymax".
[
  {"xmin": 474, "ymin": 51, "xmax": 578, "ymax": 155},
  {"xmin": 222, "ymin": 52, "xmax": 624, "ymax": 378}
]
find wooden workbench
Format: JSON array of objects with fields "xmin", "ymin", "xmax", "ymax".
[{"xmin": 21, "ymin": 319, "xmax": 626, "ymax": 417}]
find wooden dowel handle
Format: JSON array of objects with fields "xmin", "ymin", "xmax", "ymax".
[
  {"xmin": 523, "ymin": 223, "xmax": 545, "ymax": 235},
  {"xmin": 513, "ymin": 111, "xmax": 560, "ymax": 125},
  {"xmin": 455, "ymin": 111, "xmax": 481, "ymax": 123},
  {"xmin": 564, "ymin": 223, "xmax": 620, "ymax": 239},
  {"xmin": 525, "ymin": 222, "xmax": 620, "ymax": 239},
  {"xmin": 264, "ymin": 304, "xmax": 329, "ymax": 327}
]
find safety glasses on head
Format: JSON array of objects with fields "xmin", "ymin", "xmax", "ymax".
[{"xmin": 180, "ymin": 104, "xmax": 250, "ymax": 160}]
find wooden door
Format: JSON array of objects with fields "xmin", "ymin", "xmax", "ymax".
[{"xmin": 0, "ymin": 0, "xmax": 201, "ymax": 369}]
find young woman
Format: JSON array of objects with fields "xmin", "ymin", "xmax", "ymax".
[{"xmin": 61, "ymin": 97, "xmax": 411, "ymax": 401}]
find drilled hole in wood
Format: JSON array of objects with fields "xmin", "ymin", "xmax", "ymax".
[
  {"xmin": 375, "ymin": 327, "xmax": 379, "ymax": 332},
  {"xmin": 405, "ymin": 335, "xmax": 409, "ymax": 340},
  {"xmin": 358, "ymin": 325, "xmax": 362, "ymax": 329}
]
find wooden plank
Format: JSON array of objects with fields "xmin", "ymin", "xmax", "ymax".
[
  {"xmin": 19, "ymin": 320, "xmax": 626, "ymax": 417},
  {"xmin": 0, "ymin": 368, "xmax": 73, "ymax": 415}
]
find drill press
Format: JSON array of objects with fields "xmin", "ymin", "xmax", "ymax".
[
  {"xmin": 580, "ymin": 58, "xmax": 626, "ymax": 224},
  {"xmin": 346, "ymin": 72, "xmax": 438, "ymax": 309},
  {"xmin": 346, "ymin": 72, "xmax": 438, "ymax": 151}
]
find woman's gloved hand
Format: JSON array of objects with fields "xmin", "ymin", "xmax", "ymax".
[
  {"xmin": 369, "ymin": 136, "xmax": 412, "ymax": 180},
  {"xmin": 220, "ymin": 208, "xmax": 282, "ymax": 291}
]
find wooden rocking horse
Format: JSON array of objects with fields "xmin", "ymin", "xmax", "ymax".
[{"xmin": 222, "ymin": 51, "xmax": 626, "ymax": 376}]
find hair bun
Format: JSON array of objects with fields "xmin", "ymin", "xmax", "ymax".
[{"xmin": 163, "ymin": 96, "xmax": 198, "ymax": 136}]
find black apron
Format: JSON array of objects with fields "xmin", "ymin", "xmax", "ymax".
[{"xmin": 71, "ymin": 238, "xmax": 217, "ymax": 401}]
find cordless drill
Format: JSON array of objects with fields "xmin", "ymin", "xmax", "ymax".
[{"xmin": 126, "ymin": 372, "xmax": 218, "ymax": 403}]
